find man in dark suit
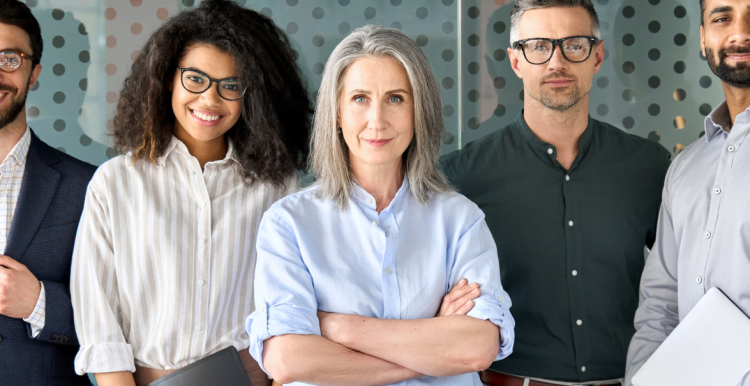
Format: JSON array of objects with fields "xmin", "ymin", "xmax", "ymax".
[{"xmin": 0, "ymin": 1, "xmax": 95, "ymax": 384}]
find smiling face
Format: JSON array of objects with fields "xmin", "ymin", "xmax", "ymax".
[
  {"xmin": 338, "ymin": 56, "xmax": 414, "ymax": 174},
  {"xmin": 171, "ymin": 44, "xmax": 242, "ymax": 147},
  {"xmin": 0, "ymin": 22, "xmax": 41, "ymax": 130},
  {"xmin": 508, "ymin": 6, "xmax": 603, "ymax": 112},
  {"xmin": 701, "ymin": 0, "xmax": 750, "ymax": 88}
]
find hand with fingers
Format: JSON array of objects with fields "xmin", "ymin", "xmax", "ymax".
[
  {"xmin": 0, "ymin": 254, "xmax": 41, "ymax": 319},
  {"xmin": 437, "ymin": 278, "xmax": 481, "ymax": 317}
]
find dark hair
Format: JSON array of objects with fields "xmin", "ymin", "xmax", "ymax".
[
  {"xmin": 0, "ymin": 0, "xmax": 43, "ymax": 66},
  {"xmin": 510, "ymin": 0, "xmax": 600, "ymax": 43},
  {"xmin": 113, "ymin": 0, "xmax": 312, "ymax": 186},
  {"xmin": 700, "ymin": 0, "xmax": 705, "ymax": 25}
]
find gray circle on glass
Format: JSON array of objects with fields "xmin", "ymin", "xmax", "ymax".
[
  {"xmin": 27, "ymin": 106, "xmax": 39, "ymax": 118},
  {"xmin": 597, "ymin": 104, "xmax": 609, "ymax": 116},
  {"xmin": 80, "ymin": 134, "xmax": 92, "ymax": 146},
  {"xmin": 52, "ymin": 8, "xmax": 64, "ymax": 20},
  {"xmin": 79, "ymin": 50, "xmax": 90, "ymax": 63},
  {"xmin": 390, "ymin": 22, "xmax": 402, "ymax": 30},
  {"xmin": 674, "ymin": 6, "xmax": 687, "ymax": 18},
  {"xmin": 313, "ymin": 63, "xmax": 324, "ymax": 75},
  {"xmin": 648, "ymin": 48, "xmax": 661, "ymax": 61},
  {"xmin": 622, "ymin": 116, "xmax": 635, "ymax": 129},
  {"xmin": 443, "ymin": 105, "xmax": 454, "ymax": 117},
  {"xmin": 26, "ymin": 0, "xmax": 37, "ymax": 6},
  {"xmin": 468, "ymin": 117, "xmax": 480, "ymax": 130},
  {"xmin": 648, "ymin": 103, "xmax": 661, "ymax": 116},
  {"xmin": 674, "ymin": 33, "xmax": 687, "ymax": 46},
  {"xmin": 600, "ymin": 21, "xmax": 609, "ymax": 32},
  {"xmin": 597, "ymin": 0, "xmax": 608, "ymax": 4},
  {"xmin": 623, "ymin": 89, "xmax": 635, "ymax": 101},
  {"xmin": 623, "ymin": 6, "xmax": 635, "ymax": 18},
  {"xmin": 597, "ymin": 77, "xmax": 609, "ymax": 88},
  {"xmin": 390, "ymin": 0, "xmax": 402, "ymax": 5},
  {"xmin": 79, "ymin": 78, "xmax": 87, "ymax": 91},
  {"xmin": 31, "ymin": 80, "xmax": 39, "ymax": 91},
  {"xmin": 494, "ymin": 21, "xmax": 506, "ymax": 34},
  {"xmin": 364, "ymin": 7, "xmax": 376, "ymax": 20},
  {"xmin": 286, "ymin": 0, "xmax": 298, "ymax": 6},
  {"xmin": 313, "ymin": 35, "xmax": 325, "ymax": 47},
  {"xmin": 648, "ymin": 21, "xmax": 661, "ymax": 33},
  {"xmin": 519, "ymin": 90, "xmax": 524, "ymax": 101},
  {"xmin": 235, "ymin": 0, "xmax": 246, "ymax": 5},
  {"xmin": 338, "ymin": 0, "xmax": 350, "ymax": 5},
  {"xmin": 604, "ymin": 50, "xmax": 609, "ymax": 61},
  {"xmin": 648, "ymin": 76, "xmax": 661, "ymax": 88},
  {"xmin": 468, "ymin": 6, "xmax": 480, "ymax": 19},
  {"xmin": 468, "ymin": 34, "xmax": 480, "ymax": 47},
  {"xmin": 78, "ymin": 23, "xmax": 87, "ymax": 35},
  {"xmin": 494, "ymin": 77, "xmax": 506, "ymax": 89},
  {"xmin": 52, "ymin": 36, "xmax": 65, "ymax": 48},
  {"xmin": 442, "ymin": 132, "xmax": 455, "ymax": 145},
  {"xmin": 494, "ymin": 104, "xmax": 506, "ymax": 116},
  {"xmin": 338, "ymin": 22, "xmax": 350, "ymax": 35},
  {"xmin": 675, "ymin": 89, "xmax": 687, "ymax": 101},
  {"xmin": 442, "ymin": 77, "xmax": 454, "ymax": 89},
  {"xmin": 53, "ymin": 119, "xmax": 66, "ymax": 132},
  {"xmin": 622, "ymin": 61, "xmax": 635, "ymax": 74},
  {"xmin": 53, "ymin": 92, "xmax": 66, "ymax": 104},
  {"xmin": 106, "ymin": 148, "xmax": 116, "ymax": 158},
  {"xmin": 287, "ymin": 22, "xmax": 298, "ymax": 34},
  {"xmin": 312, "ymin": 7, "xmax": 324, "ymax": 19},
  {"xmin": 443, "ymin": 22, "xmax": 454, "ymax": 34},
  {"xmin": 56, "ymin": 147, "xmax": 66, "ymax": 153},
  {"xmin": 674, "ymin": 61, "xmax": 686, "ymax": 73},
  {"xmin": 442, "ymin": 0, "xmax": 454, "ymax": 5},
  {"xmin": 260, "ymin": 8, "xmax": 272, "ymax": 17},
  {"xmin": 417, "ymin": 7, "xmax": 428, "ymax": 19},
  {"xmin": 649, "ymin": 0, "xmax": 660, "ymax": 4},
  {"xmin": 494, "ymin": 49, "xmax": 506, "ymax": 61},
  {"xmin": 53, "ymin": 64, "xmax": 65, "ymax": 76},
  {"xmin": 468, "ymin": 90, "xmax": 480, "ymax": 102},
  {"xmin": 700, "ymin": 76, "xmax": 712, "ymax": 88},
  {"xmin": 699, "ymin": 103, "xmax": 712, "ymax": 115},
  {"xmin": 182, "ymin": 0, "xmax": 194, "ymax": 6},
  {"xmin": 623, "ymin": 34, "xmax": 635, "ymax": 46},
  {"xmin": 468, "ymin": 61, "xmax": 479, "ymax": 74},
  {"xmin": 442, "ymin": 49, "xmax": 454, "ymax": 61},
  {"xmin": 416, "ymin": 35, "xmax": 428, "ymax": 47},
  {"xmin": 648, "ymin": 131, "xmax": 661, "ymax": 142}
]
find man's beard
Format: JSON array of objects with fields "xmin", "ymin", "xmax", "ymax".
[
  {"xmin": 0, "ymin": 81, "xmax": 29, "ymax": 130},
  {"xmin": 706, "ymin": 45, "xmax": 750, "ymax": 88},
  {"xmin": 528, "ymin": 73, "xmax": 586, "ymax": 112}
]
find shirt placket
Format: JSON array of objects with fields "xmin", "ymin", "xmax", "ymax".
[
  {"xmin": 378, "ymin": 209, "xmax": 401, "ymax": 320},
  {"xmin": 0, "ymin": 160, "xmax": 12, "ymax": 251},
  {"xmin": 189, "ymin": 160, "xmax": 212, "ymax": 352}
]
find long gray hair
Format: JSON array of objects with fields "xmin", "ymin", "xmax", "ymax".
[{"xmin": 311, "ymin": 25, "xmax": 453, "ymax": 209}]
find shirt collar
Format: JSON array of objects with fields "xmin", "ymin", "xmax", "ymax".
[
  {"xmin": 156, "ymin": 136, "xmax": 239, "ymax": 167},
  {"xmin": 351, "ymin": 174, "xmax": 410, "ymax": 212},
  {"xmin": 704, "ymin": 100, "xmax": 733, "ymax": 141},
  {"xmin": 514, "ymin": 110, "xmax": 594, "ymax": 170},
  {"xmin": 2, "ymin": 127, "xmax": 32, "ymax": 168}
]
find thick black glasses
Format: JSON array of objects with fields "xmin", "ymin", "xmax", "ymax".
[
  {"xmin": 178, "ymin": 67, "xmax": 247, "ymax": 101},
  {"xmin": 0, "ymin": 50, "xmax": 29, "ymax": 73},
  {"xmin": 512, "ymin": 36, "xmax": 599, "ymax": 65}
]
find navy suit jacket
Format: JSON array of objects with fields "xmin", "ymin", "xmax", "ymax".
[{"xmin": 0, "ymin": 130, "xmax": 96, "ymax": 386}]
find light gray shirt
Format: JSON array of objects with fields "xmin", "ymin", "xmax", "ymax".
[{"xmin": 625, "ymin": 101, "xmax": 750, "ymax": 386}]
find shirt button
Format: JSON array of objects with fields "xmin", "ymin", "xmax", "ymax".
[
  {"xmin": 497, "ymin": 295, "xmax": 504, "ymax": 302},
  {"xmin": 195, "ymin": 325, "xmax": 202, "ymax": 331},
  {"xmin": 728, "ymin": 145, "xmax": 736, "ymax": 152},
  {"xmin": 581, "ymin": 366, "xmax": 587, "ymax": 372},
  {"xmin": 565, "ymin": 175, "xmax": 570, "ymax": 181},
  {"xmin": 259, "ymin": 304, "xmax": 266, "ymax": 311},
  {"xmin": 372, "ymin": 221, "xmax": 378, "ymax": 226},
  {"xmin": 576, "ymin": 319, "xmax": 583, "ymax": 326},
  {"xmin": 200, "ymin": 202, "xmax": 207, "ymax": 207},
  {"xmin": 198, "ymin": 280, "xmax": 205, "ymax": 286},
  {"xmin": 200, "ymin": 238, "xmax": 206, "ymax": 243},
  {"xmin": 366, "ymin": 198, "xmax": 373, "ymax": 204},
  {"xmin": 696, "ymin": 276, "xmax": 703, "ymax": 283},
  {"xmin": 568, "ymin": 220, "xmax": 574, "ymax": 227},
  {"xmin": 385, "ymin": 268, "xmax": 391, "ymax": 274},
  {"xmin": 547, "ymin": 148, "xmax": 554, "ymax": 155},
  {"xmin": 572, "ymin": 270, "xmax": 578, "ymax": 276},
  {"xmin": 705, "ymin": 232, "xmax": 711, "ymax": 239},
  {"xmin": 714, "ymin": 188, "xmax": 721, "ymax": 195}
]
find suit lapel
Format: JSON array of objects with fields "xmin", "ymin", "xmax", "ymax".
[{"xmin": 4, "ymin": 133, "xmax": 60, "ymax": 260}]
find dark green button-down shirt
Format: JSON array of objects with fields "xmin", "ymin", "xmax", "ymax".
[{"xmin": 441, "ymin": 113, "xmax": 670, "ymax": 382}]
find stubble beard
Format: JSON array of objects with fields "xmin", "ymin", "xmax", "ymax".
[
  {"xmin": 528, "ymin": 76, "xmax": 587, "ymax": 112},
  {"xmin": 706, "ymin": 45, "xmax": 750, "ymax": 88},
  {"xmin": 0, "ymin": 80, "xmax": 29, "ymax": 130}
]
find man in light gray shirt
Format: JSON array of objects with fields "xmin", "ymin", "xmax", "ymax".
[{"xmin": 625, "ymin": 1, "xmax": 750, "ymax": 385}]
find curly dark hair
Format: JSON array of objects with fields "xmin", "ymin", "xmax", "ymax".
[
  {"xmin": 112, "ymin": 0, "xmax": 311, "ymax": 186},
  {"xmin": 0, "ymin": 0, "xmax": 43, "ymax": 66}
]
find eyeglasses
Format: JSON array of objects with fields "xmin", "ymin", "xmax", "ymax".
[
  {"xmin": 177, "ymin": 66, "xmax": 247, "ymax": 101},
  {"xmin": 0, "ymin": 50, "xmax": 30, "ymax": 72},
  {"xmin": 512, "ymin": 36, "xmax": 599, "ymax": 65}
]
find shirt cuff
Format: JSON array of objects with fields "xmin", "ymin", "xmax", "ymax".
[
  {"xmin": 466, "ymin": 290, "xmax": 516, "ymax": 361},
  {"xmin": 246, "ymin": 302, "xmax": 321, "ymax": 375},
  {"xmin": 74, "ymin": 342, "xmax": 135, "ymax": 375},
  {"xmin": 22, "ymin": 281, "xmax": 45, "ymax": 338}
]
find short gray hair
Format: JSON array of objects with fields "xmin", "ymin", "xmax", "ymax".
[
  {"xmin": 509, "ymin": 0, "xmax": 601, "ymax": 44},
  {"xmin": 310, "ymin": 25, "xmax": 453, "ymax": 209}
]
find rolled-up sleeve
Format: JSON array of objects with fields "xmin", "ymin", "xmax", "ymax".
[
  {"xmin": 448, "ymin": 211, "xmax": 515, "ymax": 360},
  {"xmin": 246, "ymin": 210, "xmax": 321, "ymax": 374},
  {"xmin": 70, "ymin": 172, "xmax": 134, "ymax": 375}
]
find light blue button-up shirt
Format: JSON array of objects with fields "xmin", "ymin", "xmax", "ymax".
[
  {"xmin": 246, "ymin": 178, "xmax": 515, "ymax": 386},
  {"xmin": 625, "ymin": 101, "xmax": 750, "ymax": 386}
]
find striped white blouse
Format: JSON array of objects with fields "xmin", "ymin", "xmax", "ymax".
[{"xmin": 71, "ymin": 136, "xmax": 297, "ymax": 374}]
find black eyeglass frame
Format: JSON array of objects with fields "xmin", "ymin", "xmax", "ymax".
[
  {"xmin": 0, "ymin": 50, "xmax": 31, "ymax": 73},
  {"xmin": 177, "ymin": 66, "xmax": 247, "ymax": 101},
  {"xmin": 511, "ymin": 36, "xmax": 600, "ymax": 65}
]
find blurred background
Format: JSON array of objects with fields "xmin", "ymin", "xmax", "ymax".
[{"xmin": 23, "ymin": 0, "xmax": 720, "ymax": 167}]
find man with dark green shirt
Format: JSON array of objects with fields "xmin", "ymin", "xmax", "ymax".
[{"xmin": 441, "ymin": 1, "xmax": 670, "ymax": 385}]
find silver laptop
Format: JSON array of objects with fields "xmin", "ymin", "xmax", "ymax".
[{"xmin": 632, "ymin": 287, "xmax": 750, "ymax": 386}]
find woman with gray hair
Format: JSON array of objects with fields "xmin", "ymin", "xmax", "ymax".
[{"xmin": 245, "ymin": 25, "xmax": 515, "ymax": 385}]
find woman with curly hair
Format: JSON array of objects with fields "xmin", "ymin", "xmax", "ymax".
[{"xmin": 70, "ymin": 1, "xmax": 310, "ymax": 385}]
